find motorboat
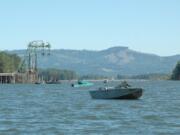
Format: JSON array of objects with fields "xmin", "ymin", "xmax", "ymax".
[{"xmin": 89, "ymin": 81, "xmax": 143, "ymax": 99}]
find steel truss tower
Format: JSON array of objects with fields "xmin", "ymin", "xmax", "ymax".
[{"xmin": 18, "ymin": 40, "xmax": 51, "ymax": 83}]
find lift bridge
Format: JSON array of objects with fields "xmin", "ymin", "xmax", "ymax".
[{"xmin": 17, "ymin": 40, "xmax": 51, "ymax": 83}]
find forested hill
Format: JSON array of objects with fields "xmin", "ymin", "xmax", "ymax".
[
  {"xmin": 0, "ymin": 52, "xmax": 21, "ymax": 73},
  {"xmin": 10, "ymin": 47, "xmax": 180, "ymax": 76}
]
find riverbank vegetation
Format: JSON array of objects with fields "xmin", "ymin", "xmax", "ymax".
[
  {"xmin": 38, "ymin": 70, "xmax": 112, "ymax": 81},
  {"xmin": 117, "ymin": 73, "xmax": 170, "ymax": 80},
  {"xmin": 79, "ymin": 74, "xmax": 109, "ymax": 80},
  {"xmin": 171, "ymin": 61, "xmax": 180, "ymax": 80},
  {"xmin": 0, "ymin": 51, "xmax": 21, "ymax": 73},
  {"xmin": 38, "ymin": 68, "xmax": 78, "ymax": 81}
]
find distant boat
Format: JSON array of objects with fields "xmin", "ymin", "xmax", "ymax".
[
  {"xmin": 46, "ymin": 80, "xmax": 61, "ymax": 84},
  {"xmin": 35, "ymin": 80, "xmax": 45, "ymax": 85},
  {"xmin": 71, "ymin": 80, "xmax": 94, "ymax": 88},
  {"xmin": 89, "ymin": 81, "xmax": 143, "ymax": 99},
  {"xmin": 35, "ymin": 76, "xmax": 46, "ymax": 84}
]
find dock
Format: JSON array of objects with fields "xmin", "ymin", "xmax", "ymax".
[{"xmin": 0, "ymin": 73, "xmax": 16, "ymax": 84}]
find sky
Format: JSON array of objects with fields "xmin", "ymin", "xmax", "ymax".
[{"xmin": 0, "ymin": 0, "xmax": 179, "ymax": 56}]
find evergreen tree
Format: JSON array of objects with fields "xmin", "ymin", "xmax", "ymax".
[
  {"xmin": 0, "ymin": 52, "xmax": 21, "ymax": 73},
  {"xmin": 171, "ymin": 61, "xmax": 180, "ymax": 80}
]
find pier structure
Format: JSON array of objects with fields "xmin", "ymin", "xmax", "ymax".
[
  {"xmin": 0, "ymin": 40, "xmax": 51, "ymax": 84},
  {"xmin": 0, "ymin": 73, "xmax": 16, "ymax": 84}
]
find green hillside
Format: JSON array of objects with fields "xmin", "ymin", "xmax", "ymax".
[{"xmin": 10, "ymin": 47, "xmax": 180, "ymax": 76}]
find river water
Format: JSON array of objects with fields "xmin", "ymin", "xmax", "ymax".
[{"xmin": 0, "ymin": 80, "xmax": 179, "ymax": 135}]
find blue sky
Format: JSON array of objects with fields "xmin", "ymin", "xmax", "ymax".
[{"xmin": 0, "ymin": 0, "xmax": 179, "ymax": 56}]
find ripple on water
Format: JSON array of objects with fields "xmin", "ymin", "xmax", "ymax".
[
  {"xmin": 0, "ymin": 128, "xmax": 21, "ymax": 135},
  {"xmin": 0, "ymin": 81, "xmax": 180, "ymax": 134}
]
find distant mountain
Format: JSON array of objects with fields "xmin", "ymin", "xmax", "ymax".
[{"xmin": 10, "ymin": 47, "xmax": 180, "ymax": 76}]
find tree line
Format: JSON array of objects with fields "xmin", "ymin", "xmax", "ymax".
[
  {"xmin": 0, "ymin": 51, "xmax": 21, "ymax": 73},
  {"xmin": 38, "ymin": 68, "xmax": 78, "ymax": 81},
  {"xmin": 117, "ymin": 73, "xmax": 170, "ymax": 80}
]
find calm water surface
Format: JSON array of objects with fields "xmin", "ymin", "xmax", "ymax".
[{"xmin": 0, "ymin": 80, "xmax": 180, "ymax": 135}]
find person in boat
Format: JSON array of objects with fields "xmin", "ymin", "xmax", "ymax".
[
  {"xmin": 103, "ymin": 79, "xmax": 108, "ymax": 84},
  {"xmin": 103, "ymin": 79, "xmax": 109, "ymax": 88},
  {"xmin": 115, "ymin": 81, "xmax": 131, "ymax": 88},
  {"xmin": 78, "ymin": 79, "xmax": 85, "ymax": 84},
  {"xmin": 120, "ymin": 81, "xmax": 131, "ymax": 88}
]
